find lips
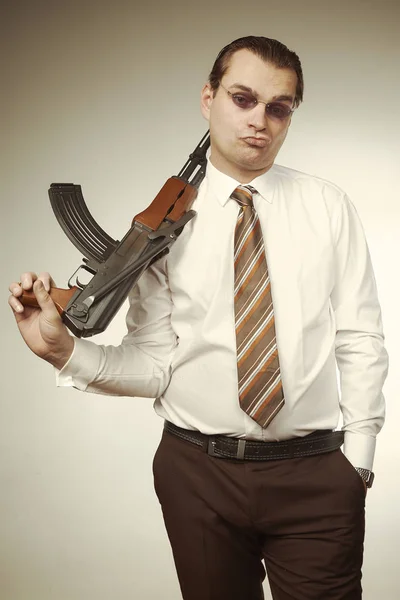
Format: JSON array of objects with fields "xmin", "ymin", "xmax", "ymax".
[{"xmin": 242, "ymin": 137, "xmax": 269, "ymax": 148}]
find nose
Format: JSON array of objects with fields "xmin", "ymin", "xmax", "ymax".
[{"xmin": 247, "ymin": 102, "xmax": 268, "ymax": 130}]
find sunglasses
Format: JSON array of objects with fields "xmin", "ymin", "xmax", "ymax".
[{"xmin": 219, "ymin": 83, "xmax": 295, "ymax": 121}]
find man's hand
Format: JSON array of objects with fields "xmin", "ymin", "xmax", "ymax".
[{"xmin": 8, "ymin": 272, "xmax": 74, "ymax": 370}]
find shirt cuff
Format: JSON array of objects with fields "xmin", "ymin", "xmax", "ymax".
[
  {"xmin": 343, "ymin": 431, "xmax": 376, "ymax": 471},
  {"xmin": 55, "ymin": 338, "xmax": 102, "ymax": 391}
]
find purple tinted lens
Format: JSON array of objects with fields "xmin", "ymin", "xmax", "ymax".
[
  {"xmin": 266, "ymin": 103, "xmax": 292, "ymax": 120},
  {"xmin": 231, "ymin": 93, "xmax": 256, "ymax": 109}
]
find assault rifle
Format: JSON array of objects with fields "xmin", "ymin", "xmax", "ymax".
[{"xmin": 20, "ymin": 132, "xmax": 210, "ymax": 337}]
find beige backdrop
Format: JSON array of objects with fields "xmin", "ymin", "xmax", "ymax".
[{"xmin": 2, "ymin": 0, "xmax": 399, "ymax": 598}]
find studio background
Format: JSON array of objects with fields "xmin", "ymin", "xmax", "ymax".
[{"xmin": 2, "ymin": 0, "xmax": 399, "ymax": 598}]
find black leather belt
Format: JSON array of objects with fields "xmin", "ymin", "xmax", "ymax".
[{"xmin": 164, "ymin": 421, "xmax": 344, "ymax": 461}]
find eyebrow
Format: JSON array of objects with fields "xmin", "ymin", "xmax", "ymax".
[{"xmin": 228, "ymin": 83, "xmax": 294, "ymax": 104}]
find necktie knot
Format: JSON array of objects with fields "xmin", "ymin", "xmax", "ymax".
[{"xmin": 231, "ymin": 185, "xmax": 255, "ymax": 208}]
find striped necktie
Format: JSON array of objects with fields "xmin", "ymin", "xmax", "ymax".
[{"xmin": 232, "ymin": 185, "xmax": 285, "ymax": 428}]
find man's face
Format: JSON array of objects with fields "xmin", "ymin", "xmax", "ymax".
[{"xmin": 201, "ymin": 49, "xmax": 298, "ymax": 183}]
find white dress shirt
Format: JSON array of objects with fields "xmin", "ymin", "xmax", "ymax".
[{"xmin": 58, "ymin": 160, "xmax": 388, "ymax": 470}]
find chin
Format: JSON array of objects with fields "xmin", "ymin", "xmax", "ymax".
[{"xmin": 237, "ymin": 154, "xmax": 273, "ymax": 172}]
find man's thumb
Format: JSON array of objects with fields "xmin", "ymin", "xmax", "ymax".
[{"xmin": 33, "ymin": 280, "xmax": 59, "ymax": 317}]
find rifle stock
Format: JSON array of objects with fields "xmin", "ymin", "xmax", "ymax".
[{"xmin": 20, "ymin": 286, "xmax": 78, "ymax": 317}]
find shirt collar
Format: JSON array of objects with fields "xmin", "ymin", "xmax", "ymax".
[{"xmin": 206, "ymin": 159, "xmax": 276, "ymax": 206}]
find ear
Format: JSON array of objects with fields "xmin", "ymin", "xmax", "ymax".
[{"xmin": 200, "ymin": 83, "xmax": 214, "ymax": 121}]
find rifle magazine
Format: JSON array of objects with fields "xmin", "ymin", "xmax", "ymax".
[{"xmin": 49, "ymin": 183, "xmax": 118, "ymax": 263}]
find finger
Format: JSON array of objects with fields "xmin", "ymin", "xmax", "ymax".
[
  {"xmin": 9, "ymin": 281, "xmax": 23, "ymax": 296},
  {"xmin": 8, "ymin": 292, "xmax": 24, "ymax": 314},
  {"xmin": 19, "ymin": 272, "xmax": 38, "ymax": 290},
  {"xmin": 32, "ymin": 279, "xmax": 61, "ymax": 320},
  {"xmin": 37, "ymin": 272, "xmax": 56, "ymax": 292}
]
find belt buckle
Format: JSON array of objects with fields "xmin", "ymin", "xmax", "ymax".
[
  {"xmin": 207, "ymin": 436, "xmax": 218, "ymax": 457},
  {"xmin": 207, "ymin": 436, "xmax": 247, "ymax": 460},
  {"xmin": 236, "ymin": 439, "xmax": 246, "ymax": 460}
]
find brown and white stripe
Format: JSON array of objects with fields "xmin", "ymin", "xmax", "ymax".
[{"xmin": 231, "ymin": 185, "xmax": 285, "ymax": 428}]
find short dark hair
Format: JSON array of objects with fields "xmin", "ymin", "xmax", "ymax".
[{"xmin": 208, "ymin": 36, "xmax": 304, "ymax": 108}]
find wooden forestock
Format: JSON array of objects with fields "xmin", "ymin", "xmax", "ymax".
[{"xmin": 133, "ymin": 178, "xmax": 197, "ymax": 229}]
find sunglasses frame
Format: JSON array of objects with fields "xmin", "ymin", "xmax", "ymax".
[{"xmin": 219, "ymin": 83, "xmax": 295, "ymax": 121}]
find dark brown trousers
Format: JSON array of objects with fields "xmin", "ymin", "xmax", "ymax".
[{"xmin": 153, "ymin": 429, "xmax": 366, "ymax": 600}]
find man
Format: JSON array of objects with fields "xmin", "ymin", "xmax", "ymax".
[{"xmin": 9, "ymin": 36, "xmax": 388, "ymax": 599}]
